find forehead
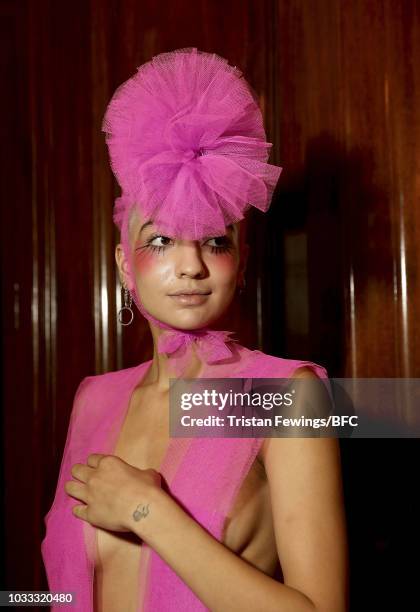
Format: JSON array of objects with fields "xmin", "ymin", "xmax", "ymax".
[{"xmin": 127, "ymin": 205, "xmax": 240, "ymax": 243}]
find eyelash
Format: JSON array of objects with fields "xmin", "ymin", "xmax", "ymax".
[{"xmin": 142, "ymin": 234, "xmax": 233, "ymax": 255}]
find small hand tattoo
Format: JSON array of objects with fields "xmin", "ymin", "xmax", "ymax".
[{"xmin": 133, "ymin": 503, "xmax": 150, "ymax": 522}]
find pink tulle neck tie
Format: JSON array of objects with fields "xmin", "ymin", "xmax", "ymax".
[{"xmin": 157, "ymin": 328, "xmax": 238, "ymax": 376}]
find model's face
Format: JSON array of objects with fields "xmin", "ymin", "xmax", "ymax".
[{"xmin": 116, "ymin": 207, "xmax": 248, "ymax": 330}]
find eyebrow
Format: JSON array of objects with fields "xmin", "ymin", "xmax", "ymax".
[
  {"xmin": 139, "ymin": 220, "xmax": 154, "ymax": 236},
  {"xmin": 137, "ymin": 221, "xmax": 234, "ymax": 239}
]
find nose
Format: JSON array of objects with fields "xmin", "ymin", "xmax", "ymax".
[{"xmin": 174, "ymin": 241, "xmax": 207, "ymax": 279}]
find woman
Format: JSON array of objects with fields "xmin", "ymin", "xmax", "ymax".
[{"xmin": 41, "ymin": 48, "xmax": 348, "ymax": 611}]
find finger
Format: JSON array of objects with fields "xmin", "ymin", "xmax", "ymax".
[
  {"xmin": 72, "ymin": 504, "xmax": 88, "ymax": 522},
  {"xmin": 70, "ymin": 463, "xmax": 94, "ymax": 482},
  {"xmin": 65, "ymin": 480, "xmax": 88, "ymax": 503},
  {"xmin": 86, "ymin": 453, "xmax": 107, "ymax": 468}
]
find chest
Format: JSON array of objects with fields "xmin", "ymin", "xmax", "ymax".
[{"xmin": 94, "ymin": 386, "xmax": 273, "ymax": 568}]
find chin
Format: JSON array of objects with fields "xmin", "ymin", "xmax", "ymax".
[
  {"xmin": 169, "ymin": 316, "xmax": 213, "ymax": 331},
  {"xmin": 159, "ymin": 310, "xmax": 217, "ymax": 331}
]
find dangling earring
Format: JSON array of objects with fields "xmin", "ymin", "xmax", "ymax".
[
  {"xmin": 238, "ymin": 278, "xmax": 246, "ymax": 295},
  {"xmin": 118, "ymin": 284, "xmax": 134, "ymax": 326}
]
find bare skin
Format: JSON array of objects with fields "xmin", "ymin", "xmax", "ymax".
[{"xmin": 65, "ymin": 207, "xmax": 349, "ymax": 611}]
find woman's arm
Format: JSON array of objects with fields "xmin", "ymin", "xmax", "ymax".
[
  {"xmin": 137, "ymin": 488, "xmax": 320, "ymax": 612},
  {"xmin": 134, "ymin": 368, "xmax": 349, "ymax": 612},
  {"xmin": 259, "ymin": 368, "xmax": 349, "ymax": 612}
]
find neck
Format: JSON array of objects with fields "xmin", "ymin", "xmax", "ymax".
[{"xmin": 144, "ymin": 321, "xmax": 206, "ymax": 392}]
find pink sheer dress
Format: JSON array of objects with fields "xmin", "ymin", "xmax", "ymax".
[{"xmin": 41, "ymin": 340, "xmax": 328, "ymax": 611}]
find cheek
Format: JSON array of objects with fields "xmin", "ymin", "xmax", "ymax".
[
  {"xmin": 132, "ymin": 251, "xmax": 174, "ymax": 293},
  {"xmin": 209, "ymin": 255, "xmax": 238, "ymax": 282},
  {"xmin": 132, "ymin": 250, "xmax": 159, "ymax": 276}
]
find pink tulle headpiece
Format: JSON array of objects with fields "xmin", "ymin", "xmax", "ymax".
[
  {"xmin": 102, "ymin": 47, "xmax": 282, "ymax": 240},
  {"xmin": 102, "ymin": 48, "xmax": 283, "ymax": 373}
]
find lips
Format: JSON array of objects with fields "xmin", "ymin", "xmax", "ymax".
[
  {"xmin": 168, "ymin": 290, "xmax": 211, "ymax": 296},
  {"xmin": 168, "ymin": 293, "xmax": 211, "ymax": 306}
]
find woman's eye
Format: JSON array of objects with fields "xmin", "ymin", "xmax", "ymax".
[
  {"xmin": 205, "ymin": 236, "xmax": 233, "ymax": 254},
  {"xmin": 144, "ymin": 235, "xmax": 173, "ymax": 253},
  {"xmin": 151, "ymin": 236, "xmax": 171, "ymax": 247}
]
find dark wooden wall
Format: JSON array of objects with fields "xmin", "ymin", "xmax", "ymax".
[{"xmin": 1, "ymin": 0, "xmax": 419, "ymax": 609}]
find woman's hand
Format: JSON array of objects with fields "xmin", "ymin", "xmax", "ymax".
[{"xmin": 64, "ymin": 453, "xmax": 162, "ymax": 533}]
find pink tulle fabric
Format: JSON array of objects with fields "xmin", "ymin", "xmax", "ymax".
[
  {"xmin": 156, "ymin": 328, "xmax": 239, "ymax": 376},
  {"xmin": 102, "ymin": 47, "xmax": 282, "ymax": 241},
  {"xmin": 41, "ymin": 344, "xmax": 329, "ymax": 611}
]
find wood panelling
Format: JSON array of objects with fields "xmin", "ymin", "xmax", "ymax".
[{"xmin": 276, "ymin": 0, "xmax": 419, "ymax": 376}]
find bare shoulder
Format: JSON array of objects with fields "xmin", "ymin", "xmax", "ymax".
[{"xmin": 290, "ymin": 365, "xmax": 323, "ymax": 379}]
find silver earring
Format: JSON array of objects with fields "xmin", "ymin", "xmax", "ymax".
[
  {"xmin": 118, "ymin": 285, "xmax": 134, "ymax": 326},
  {"xmin": 239, "ymin": 279, "xmax": 246, "ymax": 295}
]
